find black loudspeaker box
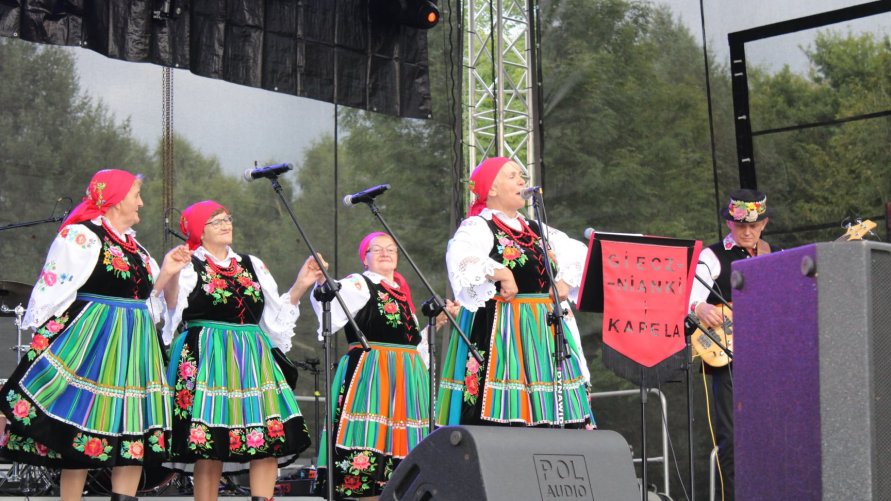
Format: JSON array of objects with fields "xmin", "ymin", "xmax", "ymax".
[{"xmin": 380, "ymin": 425, "xmax": 639, "ymax": 501}]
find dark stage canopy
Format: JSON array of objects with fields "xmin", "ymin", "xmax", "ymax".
[{"xmin": 0, "ymin": 0, "xmax": 432, "ymax": 118}]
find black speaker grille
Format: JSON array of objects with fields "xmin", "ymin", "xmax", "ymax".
[{"xmin": 871, "ymin": 249, "xmax": 891, "ymax": 498}]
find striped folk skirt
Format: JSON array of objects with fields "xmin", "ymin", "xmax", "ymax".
[
  {"xmin": 317, "ymin": 342, "xmax": 430, "ymax": 498},
  {"xmin": 437, "ymin": 293, "xmax": 594, "ymax": 427},
  {"xmin": 166, "ymin": 321, "xmax": 310, "ymax": 473},
  {"xmin": 0, "ymin": 293, "xmax": 172, "ymax": 468}
]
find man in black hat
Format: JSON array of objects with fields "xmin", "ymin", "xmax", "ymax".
[{"xmin": 689, "ymin": 188, "xmax": 779, "ymax": 501}]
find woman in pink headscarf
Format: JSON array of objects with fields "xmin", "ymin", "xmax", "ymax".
[
  {"xmin": 436, "ymin": 157, "xmax": 595, "ymax": 429},
  {"xmin": 310, "ymin": 232, "xmax": 446, "ymax": 499},
  {"xmin": 161, "ymin": 200, "xmax": 322, "ymax": 501},
  {"xmin": 0, "ymin": 169, "xmax": 191, "ymax": 501}
]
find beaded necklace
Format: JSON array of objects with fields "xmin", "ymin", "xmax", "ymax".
[
  {"xmin": 205, "ymin": 256, "xmax": 241, "ymax": 277},
  {"xmin": 492, "ymin": 216, "xmax": 539, "ymax": 249},
  {"xmin": 101, "ymin": 219, "xmax": 138, "ymax": 253}
]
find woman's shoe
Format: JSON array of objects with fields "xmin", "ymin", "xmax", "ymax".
[{"xmin": 110, "ymin": 493, "xmax": 138, "ymax": 501}]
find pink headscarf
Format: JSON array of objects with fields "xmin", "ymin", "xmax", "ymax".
[
  {"xmin": 61, "ymin": 169, "xmax": 139, "ymax": 228},
  {"xmin": 180, "ymin": 200, "xmax": 228, "ymax": 251},
  {"xmin": 359, "ymin": 232, "xmax": 416, "ymax": 313},
  {"xmin": 467, "ymin": 157, "xmax": 513, "ymax": 217}
]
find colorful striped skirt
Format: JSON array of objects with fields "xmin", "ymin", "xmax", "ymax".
[
  {"xmin": 166, "ymin": 321, "xmax": 310, "ymax": 472},
  {"xmin": 0, "ymin": 293, "xmax": 172, "ymax": 468},
  {"xmin": 437, "ymin": 293, "xmax": 594, "ymax": 427},
  {"xmin": 317, "ymin": 342, "xmax": 430, "ymax": 498}
]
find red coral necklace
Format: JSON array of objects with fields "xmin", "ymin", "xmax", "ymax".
[
  {"xmin": 492, "ymin": 216, "xmax": 538, "ymax": 249},
  {"xmin": 206, "ymin": 257, "xmax": 240, "ymax": 277},
  {"xmin": 101, "ymin": 219, "xmax": 138, "ymax": 253}
]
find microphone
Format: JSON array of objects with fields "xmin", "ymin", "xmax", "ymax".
[
  {"xmin": 583, "ymin": 228, "xmax": 596, "ymax": 240},
  {"xmin": 243, "ymin": 163, "xmax": 293, "ymax": 182},
  {"xmin": 520, "ymin": 186, "xmax": 542, "ymax": 200},
  {"xmin": 164, "ymin": 207, "xmax": 186, "ymax": 242},
  {"xmin": 343, "ymin": 184, "xmax": 391, "ymax": 207}
]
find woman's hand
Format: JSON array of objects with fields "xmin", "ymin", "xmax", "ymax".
[
  {"xmin": 554, "ymin": 279, "xmax": 570, "ymax": 302},
  {"xmin": 291, "ymin": 255, "xmax": 329, "ymax": 303},
  {"xmin": 161, "ymin": 245, "xmax": 193, "ymax": 274},
  {"xmin": 155, "ymin": 244, "xmax": 193, "ymax": 307},
  {"xmin": 435, "ymin": 299, "xmax": 461, "ymax": 329},
  {"xmin": 490, "ymin": 267, "xmax": 518, "ymax": 302}
]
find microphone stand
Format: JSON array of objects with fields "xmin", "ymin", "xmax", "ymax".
[
  {"xmin": 259, "ymin": 175, "xmax": 369, "ymax": 501},
  {"xmin": 0, "ymin": 198, "xmax": 72, "ymax": 231},
  {"xmin": 527, "ymin": 191, "xmax": 569, "ymax": 428},
  {"xmin": 421, "ymin": 299, "xmax": 441, "ymax": 433},
  {"xmin": 295, "ymin": 357, "xmax": 323, "ymax": 455},
  {"xmin": 358, "ymin": 199, "xmax": 483, "ymax": 429},
  {"xmin": 164, "ymin": 207, "xmax": 187, "ymax": 245}
]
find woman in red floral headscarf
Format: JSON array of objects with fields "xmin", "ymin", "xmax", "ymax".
[
  {"xmin": 161, "ymin": 200, "xmax": 322, "ymax": 501},
  {"xmin": 0, "ymin": 169, "xmax": 192, "ymax": 501},
  {"xmin": 436, "ymin": 157, "xmax": 595, "ymax": 429},
  {"xmin": 309, "ymin": 232, "xmax": 451, "ymax": 500}
]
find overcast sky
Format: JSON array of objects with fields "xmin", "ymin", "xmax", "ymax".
[
  {"xmin": 72, "ymin": 49, "xmax": 335, "ymax": 177},
  {"xmin": 70, "ymin": 0, "xmax": 889, "ymax": 177}
]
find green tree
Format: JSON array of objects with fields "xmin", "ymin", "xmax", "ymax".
[{"xmin": 0, "ymin": 39, "xmax": 151, "ymax": 284}]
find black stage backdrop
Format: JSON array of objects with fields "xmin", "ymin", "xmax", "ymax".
[{"xmin": 0, "ymin": 0, "xmax": 432, "ymax": 118}]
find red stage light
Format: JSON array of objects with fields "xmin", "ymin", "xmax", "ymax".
[{"xmin": 372, "ymin": 0, "xmax": 440, "ymax": 30}]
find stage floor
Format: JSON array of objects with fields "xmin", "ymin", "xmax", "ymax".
[{"xmin": 0, "ymin": 495, "xmax": 325, "ymax": 501}]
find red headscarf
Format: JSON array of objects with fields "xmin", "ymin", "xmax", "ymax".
[
  {"xmin": 180, "ymin": 200, "xmax": 228, "ymax": 251},
  {"xmin": 467, "ymin": 157, "xmax": 512, "ymax": 217},
  {"xmin": 359, "ymin": 231, "xmax": 416, "ymax": 313},
  {"xmin": 61, "ymin": 169, "xmax": 139, "ymax": 228}
]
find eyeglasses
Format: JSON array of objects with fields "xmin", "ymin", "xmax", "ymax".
[
  {"xmin": 205, "ymin": 215, "xmax": 234, "ymax": 227},
  {"xmin": 367, "ymin": 246, "xmax": 398, "ymax": 255}
]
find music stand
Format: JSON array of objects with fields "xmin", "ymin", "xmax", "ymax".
[{"xmin": 577, "ymin": 231, "xmax": 701, "ymax": 501}]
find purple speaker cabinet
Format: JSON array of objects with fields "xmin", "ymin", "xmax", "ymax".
[{"xmin": 733, "ymin": 241, "xmax": 891, "ymax": 500}]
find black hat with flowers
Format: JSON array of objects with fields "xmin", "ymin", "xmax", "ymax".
[{"xmin": 721, "ymin": 188, "xmax": 773, "ymax": 223}]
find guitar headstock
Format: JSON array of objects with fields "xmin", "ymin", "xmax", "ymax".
[{"xmin": 839, "ymin": 219, "xmax": 877, "ymax": 241}]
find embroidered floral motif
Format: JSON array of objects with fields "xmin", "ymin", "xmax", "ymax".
[
  {"xmin": 224, "ymin": 423, "xmax": 282, "ymax": 456},
  {"xmin": 229, "ymin": 429, "xmax": 245, "ymax": 452},
  {"xmin": 267, "ymin": 418, "xmax": 285, "ymax": 439},
  {"xmin": 121, "ymin": 440, "xmax": 145, "ymax": 460},
  {"xmin": 246, "ymin": 428, "xmax": 266, "ymax": 451},
  {"xmin": 235, "ymin": 270, "xmax": 262, "ymax": 301},
  {"xmin": 381, "ymin": 457, "xmax": 396, "ymax": 486},
  {"xmin": 188, "ymin": 423, "xmax": 214, "ymax": 451},
  {"xmin": 102, "ymin": 241, "xmax": 132, "ymax": 279},
  {"xmin": 6, "ymin": 391, "xmax": 37, "ymax": 425},
  {"xmin": 27, "ymin": 314, "xmax": 69, "ymax": 361},
  {"xmin": 35, "ymin": 261, "xmax": 75, "ymax": 293},
  {"xmin": 463, "ymin": 348, "xmax": 486, "ymax": 405},
  {"xmin": 494, "ymin": 230, "xmax": 528, "ymax": 268},
  {"xmin": 5, "ymin": 434, "xmax": 61, "ymax": 458},
  {"xmin": 200, "ymin": 260, "xmax": 260, "ymax": 305},
  {"xmin": 60, "ymin": 226, "xmax": 92, "ymax": 248},
  {"xmin": 174, "ymin": 345, "xmax": 198, "ymax": 419},
  {"xmin": 148, "ymin": 430, "xmax": 166, "ymax": 452},
  {"xmin": 138, "ymin": 251, "xmax": 155, "ymax": 283},
  {"xmin": 728, "ymin": 199, "xmax": 765, "ymax": 223},
  {"xmin": 73, "ymin": 433, "xmax": 113, "ymax": 460},
  {"xmin": 335, "ymin": 450, "xmax": 378, "ymax": 497},
  {"xmin": 376, "ymin": 291, "xmax": 402, "ymax": 328},
  {"xmin": 91, "ymin": 181, "xmax": 108, "ymax": 208}
]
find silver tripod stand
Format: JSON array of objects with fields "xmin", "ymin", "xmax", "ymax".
[{"xmin": 0, "ymin": 303, "xmax": 55, "ymax": 496}]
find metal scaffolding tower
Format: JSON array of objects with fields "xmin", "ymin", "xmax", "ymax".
[{"xmin": 465, "ymin": 0, "xmax": 540, "ymax": 182}]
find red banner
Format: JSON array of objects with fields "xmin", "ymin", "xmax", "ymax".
[{"xmin": 600, "ymin": 240, "xmax": 693, "ymax": 367}]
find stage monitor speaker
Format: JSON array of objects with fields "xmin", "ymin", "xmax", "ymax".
[
  {"xmin": 380, "ymin": 425, "xmax": 639, "ymax": 501},
  {"xmin": 732, "ymin": 241, "xmax": 891, "ymax": 500}
]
